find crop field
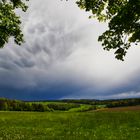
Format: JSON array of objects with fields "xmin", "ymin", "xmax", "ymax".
[{"xmin": 0, "ymin": 110, "xmax": 140, "ymax": 140}]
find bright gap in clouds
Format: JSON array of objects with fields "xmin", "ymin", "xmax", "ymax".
[{"xmin": 0, "ymin": 0, "xmax": 140, "ymax": 100}]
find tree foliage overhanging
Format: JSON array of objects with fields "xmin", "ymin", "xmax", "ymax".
[
  {"xmin": 0, "ymin": 0, "xmax": 28, "ymax": 48},
  {"xmin": 76, "ymin": 0, "xmax": 140, "ymax": 60}
]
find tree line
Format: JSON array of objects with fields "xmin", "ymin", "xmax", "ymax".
[
  {"xmin": 0, "ymin": 98, "xmax": 50, "ymax": 112},
  {"xmin": 106, "ymin": 98, "xmax": 140, "ymax": 108},
  {"xmin": 0, "ymin": 98, "xmax": 140, "ymax": 112},
  {"xmin": 61, "ymin": 98, "xmax": 140, "ymax": 108},
  {"xmin": 0, "ymin": 98, "xmax": 81, "ymax": 112}
]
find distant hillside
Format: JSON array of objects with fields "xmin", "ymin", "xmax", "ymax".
[
  {"xmin": 0, "ymin": 97, "xmax": 140, "ymax": 112},
  {"xmin": 26, "ymin": 98, "xmax": 140, "ymax": 105},
  {"xmin": 0, "ymin": 98, "xmax": 95, "ymax": 112},
  {"xmin": 60, "ymin": 98, "xmax": 140, "ymax": 107}
]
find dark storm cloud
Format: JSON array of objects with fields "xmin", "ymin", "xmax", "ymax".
[
  {"xmin": 0, "ymin": 80, "xmax": 87, "ymax": 100},
  {"xmin": 0, "ymin": 0, "xmax": 140, "ymax": 100},
  {"xmin": 0, "ymin": 0, "xmax": 92, "ymax": 97}
]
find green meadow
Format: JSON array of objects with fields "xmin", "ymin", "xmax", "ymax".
[{"xmin": 0, "ymin": 111, "xmax": 140, "ymax": 140}]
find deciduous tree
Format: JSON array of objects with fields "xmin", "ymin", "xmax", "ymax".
[
  {"xmin": 0, "ymin": 0, "xmax": 28, "ymax": 48},
  {"xmin": 76, "ymin": 0, "xmax": 140, "ymax": 60}
]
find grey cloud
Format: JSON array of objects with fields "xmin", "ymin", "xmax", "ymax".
[
  {"xmin": 0, "ymin": 61, "xmax": 16, "ymax": 70},
  {"xmin": 28, "ymin": 23, "xmax": 46, "ymax": 34},
  {"xmin": 0, "ymin": 0, "xmax": 140, "ymax": 99},
  {"xmin": 14, "ymin": 58, "xmax": 35, "ymax": 68}
]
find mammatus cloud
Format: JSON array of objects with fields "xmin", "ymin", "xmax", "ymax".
[{"xmin": 0, "ymin": 0, "xmax": 140, "ymax": 100}]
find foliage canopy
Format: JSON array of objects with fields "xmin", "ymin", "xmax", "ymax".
[
  {"xmin": 0, "ymin": 0, "xmax": 28, "ymax": 48},
  {"xmin": 76, "ymin": 0, "xmax": 140, "ymax": 60}
]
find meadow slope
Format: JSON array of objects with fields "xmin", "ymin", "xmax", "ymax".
[{"xmin": 0, "ymin": 111, "xmax": 140, "ymax": 140}]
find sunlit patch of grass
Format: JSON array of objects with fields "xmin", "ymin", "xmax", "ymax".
[{"xmin": 68, "ymin": 104, "xmax": 94, "ymax": 112}]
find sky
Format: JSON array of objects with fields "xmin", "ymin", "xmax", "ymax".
[{"xmin": 0, "ymin": 0, "xmax": 140, "ymax": 100}]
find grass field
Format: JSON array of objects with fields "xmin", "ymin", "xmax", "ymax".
[{"xmin": 0, "ymin": 110, "xmax": 140, "ymax": 140}]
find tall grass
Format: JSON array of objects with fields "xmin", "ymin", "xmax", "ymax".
[{"xmin": 0, "ymin": 111, "xmax": 140, "ymax": 140}]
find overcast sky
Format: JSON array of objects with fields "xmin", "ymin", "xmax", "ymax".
[{"xmin": 0, "ymin": 0, "xmax": 140, "ymax": 100}]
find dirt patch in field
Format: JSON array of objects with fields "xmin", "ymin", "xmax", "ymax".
[{"xmin": 98, "ymin": 105, "xmax": 140, "ymax": 112}]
